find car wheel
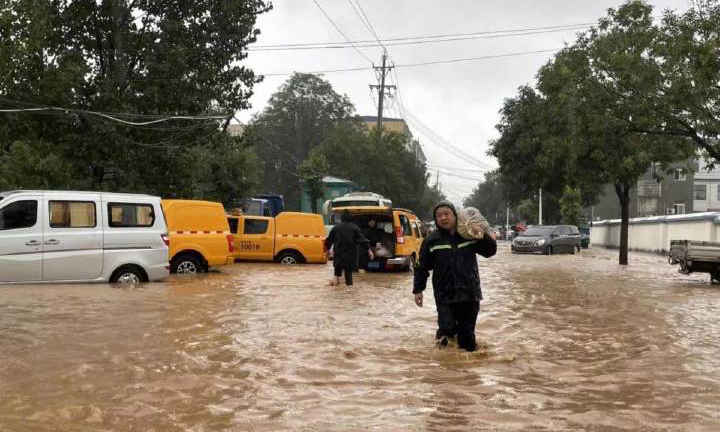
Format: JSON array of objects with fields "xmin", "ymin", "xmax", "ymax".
[
  {"xmin": 545, "ymin": 245, "xmax": 553, "ymax": 255},
  {"xmin": 572, "ymin": 245, "xmax": 581, "ymax": 254},
  {"xmin": 278, "ymin": 250, "xmax": 302, "ymax": 265},
  {"xmin": 110, "ymin": 265, "xmax": 145, "ymax": 285},
  {"xmin": 172, "ymin": 254, "xmax": 203, "ymax": 274}
]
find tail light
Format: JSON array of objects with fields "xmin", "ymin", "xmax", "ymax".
[
  {"xmin": 226, "ymin": 234, "xmax": 234, "ymax": 253},
  {"xmin": 161, "ymin": 234, "xmax": 169, "ymax": 246},
  {"xmin": 395, "ymin": 226, "xmax": 405, "ymax": 244}
]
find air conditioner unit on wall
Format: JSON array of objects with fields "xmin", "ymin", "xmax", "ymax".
[{"xmin": 666, "ymin": 208, "xmax": 676, "ymax": 215}]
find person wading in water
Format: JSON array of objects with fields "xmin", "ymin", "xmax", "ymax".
[
  {"xmin": 326, "ymin": 210, "xmax": 373, "ymax": 286},
  {"xmin": 412, "ymin": 201, "xmax": 496, "ymax": 351}
]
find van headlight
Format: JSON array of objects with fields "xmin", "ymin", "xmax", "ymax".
[{"xmin": 534, "ymin": 238, "xmax": 545, "ymax": 246}]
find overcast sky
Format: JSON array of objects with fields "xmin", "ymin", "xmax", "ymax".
[{"xmin": 236, "ymin": 0, "xmax": 691, "ymax": 206}]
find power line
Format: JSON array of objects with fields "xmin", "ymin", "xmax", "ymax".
[
  {"xmin": 249, "ymin": 22, "xmax": 595, "ymax": 50},
  {"xmin": 249, "ymin": 25, "xmax": 590, "ymax": 52},
  {"xmin": 350, "ymin": 0, "xmax": 385, "ymax": 50},
  {"xmin": 427, "ymin": 163, "xmax": 489, "ymax": 173},
  {"xmin": 310, "ymin": 0, "xmax": 373, "ymax": 64},
  {"xmin": 0, "ymin": 104, "xmax": 229, "ymax": 125}
]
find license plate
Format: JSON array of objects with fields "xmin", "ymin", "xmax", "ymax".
[{"xmin": 367, "ymin": 261, "xmax": 380, "ymax": 269}]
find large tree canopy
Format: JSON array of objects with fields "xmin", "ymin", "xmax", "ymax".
[
  {"xmin": 489, "ymin": 0, "xmax": 697, "ymax": 265},
  {"xmin": 0, "ymin": 0, "xmax": 271, "ymax": 201}
]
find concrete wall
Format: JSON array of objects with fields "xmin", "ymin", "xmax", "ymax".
[{"xmin": 590, "ymin": 212, "xmax": 720, "ymax": 253}]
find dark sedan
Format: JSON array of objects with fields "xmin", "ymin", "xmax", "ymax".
[{"xmin": 511, "ymin": 225, "xmax": 582, "ymax": 255}]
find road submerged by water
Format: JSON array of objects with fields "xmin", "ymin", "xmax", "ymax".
[{"xmin": 1, "ymin": 244, "xmax": 719, "ymax": 431}]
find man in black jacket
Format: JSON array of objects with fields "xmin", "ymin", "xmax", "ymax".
[
  {"xmin": 326, "ymin": 210, "xmax": 373, "ymax": 286},
  {"xmin": 413, "ymin": 201, "xmax": 497, "ymax": 351}
]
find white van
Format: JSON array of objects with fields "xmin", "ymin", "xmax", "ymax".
[{"xmin": 0, "ymin": 190, "xmax": 169, "ymax": 284}]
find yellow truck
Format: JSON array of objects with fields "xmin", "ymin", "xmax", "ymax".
[
  {"xmin": 162, "ymin": 199, "xmax": 234, "ymax": 274},
  {"xmin": 227, "ymin": 212, "xmax": 327, "ymax": 264}
]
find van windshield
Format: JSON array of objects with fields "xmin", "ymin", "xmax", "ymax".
[
  {"xmin": 332, "ymin": 200, "xmax": 380, "ymax": 208},
  {"xmin": 523, "ymin": 226, "xmax": 554, "ymax": 236}
]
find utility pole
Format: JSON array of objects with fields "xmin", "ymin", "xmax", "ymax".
[
  {"xmin": 370, "ymin": 50, "xmax": 395, "ymax": 133},
  {"xmin": 506, "ymin": 206, "xmax": 510, "ymax": 240},
  {"xmin": 539, "ymin": 188, "xmax": 543, "ymax": 225}
]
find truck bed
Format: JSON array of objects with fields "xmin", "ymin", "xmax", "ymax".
[{"xmin": 669, "ymin": 240, "xmax": 720, "ymax": 264}]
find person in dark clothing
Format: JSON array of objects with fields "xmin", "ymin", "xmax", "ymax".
[
  {"xmin": 325, "ymin": 211, "xmax": 373, "ymax": 286},
  {"xmin": 360, "ymin": 218, "xmax": 385, "ymax": 270},
  {"xmin": 413, "ymin": 201, "xmax": 497, "ymax": 351}
]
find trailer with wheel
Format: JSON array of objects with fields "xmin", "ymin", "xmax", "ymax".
[{"xmin": 669, "ymin": 240, "xmax": 720, "ymax": 283}]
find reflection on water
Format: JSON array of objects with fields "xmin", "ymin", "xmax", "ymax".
[{"xmin": 1, "ymin": 246, "xmax": 719, "ymax": 431}]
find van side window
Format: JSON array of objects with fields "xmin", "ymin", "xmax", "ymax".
[
  {"xmin": 0, "ymin": 200, "xmax": 37, "ymax": 230},
  {"xmin": 399, "ymin": 215, "xmax": 413, "ymax": 236},
  {"xmin": 50, "ymin": 201, "xmax": 96, "ymax": 228},
  {"xmin": 413, "ymin": 222, "xmax": 421, "ymax": 238},
  {"xmin": 108, "ymin": 203, "xmax": 155, "ymax": 227},
  {"xmin": 244, "ymin": 219, "xmax": 269, "ymax": 235},
  {"xmin": 227, "ymin": 218, "xmax": 239, "ymax": 234}
]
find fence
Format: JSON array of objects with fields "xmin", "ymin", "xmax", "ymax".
[{"xmin": 590, "ymin": 212, "xmax": 720, "ymax": 253}]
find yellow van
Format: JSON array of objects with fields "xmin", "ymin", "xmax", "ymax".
[
  {"xmin": 328, "ymin": 206, "xmax": 426, "ymax": 271},
  {"xmin": 161, "ymin": 200, "xmax": 234, "ymax": 274},
  {"xmin": 227, "ymin": 212, "xmax": 327, "ymax": 264}
]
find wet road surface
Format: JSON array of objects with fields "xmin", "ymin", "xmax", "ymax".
[{"xmin": 1, "ymin": 244, "xmax": 719, "ymax": 431}]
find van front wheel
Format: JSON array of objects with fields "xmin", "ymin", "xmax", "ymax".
[{"xmin": 172, "ymin": 255, "xmax": 203, "ymax": 274}]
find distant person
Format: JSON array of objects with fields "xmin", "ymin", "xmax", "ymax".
[
  {"xmin": 413, "ymin": 201, "xmax": 497, "ymax": 351},
  {"xmin": 325, "ymin": 211, "xmax": 373, "ymax": 286}
]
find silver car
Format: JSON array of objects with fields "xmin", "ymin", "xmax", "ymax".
[{"xmin": 511, "ymin": 225, "xmax": 582, "ymax": 255}]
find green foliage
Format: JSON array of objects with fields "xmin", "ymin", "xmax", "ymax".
[
  {"xmin": 250, "ymin": 73, "xmax": 357, "ymax": 209},
  {"xmin": 316, "ymin": 126, "xmax": 442, "ymax": 219},
  {"xmin": 298, "ymin": 150, "xmax": 330, "ymax": 213},
  {"xmin": 488, "ymin": 0, "xmax": 699, "ymax": 264},
  {"xmin": 559, "ymin": 186, "xmax": 583, "ymax": 226},
  {"xmin": 0, "ymin": 0, "xmax": 270, "ymax": 202}
]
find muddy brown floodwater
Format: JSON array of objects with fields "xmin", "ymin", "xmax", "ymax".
[{"xmin": 1, "ymin": 244, "xmax": 720, "ymax": 431}]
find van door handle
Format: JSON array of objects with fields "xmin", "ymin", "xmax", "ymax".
[
  {"xmin": 25, "ymin": 240, "xmax": 41, "ymax": 246},
  {"xmin": 44, "ymin": 239, "xmax": 60, "ymax": 245}
]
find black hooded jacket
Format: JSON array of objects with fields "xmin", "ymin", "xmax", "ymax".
[
  {"xmin": 413, "ymin": 201, "xmax": 497, "ymax": 304},
  {"xmin": 325, "ymin": 212, "xmax": 370, "ymax": 268}
]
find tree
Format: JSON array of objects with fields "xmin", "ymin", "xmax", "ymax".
[
  {"xmin": 463, "ymin": 170, "xmax": 509, "ymax": 226},
  {"xmin": 489, "ymin": 1, "xmax": 695, "ymax": 265},
  {"xmin": 559, "ymin": 186, "xmax": 583, "ymax": 226},
  {"xmin": 315, "ymin": 125, "xmax": 441, "ymax": 218},
  {"xmin": 0, "ymin": 0, "xmax": 270, "ymax": 200},
  {"xmin": 250, "ymin": 73, "xmax": 357, "ymax": 210},
  {"xmin": 298, "ymin": 150, "xmax": 330, "ymax": 213}
]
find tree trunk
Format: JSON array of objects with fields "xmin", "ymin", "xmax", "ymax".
[{"xmin": 614, "ymin": 182, "xmax": 631, "ymax": 265}]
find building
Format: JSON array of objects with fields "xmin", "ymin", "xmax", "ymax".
[
  {"xmin": 692, "ymin": 157, "xmax": 720, "ymax": 212},
  {"xmin": 589, "ymin": 161, "xmax": 697, "ymax": 221},
  {"xmin": 360, "ymin": 115, "xmax": 426, "ymax": 165},
  {"xmin": 300, "ymin": 176, "xmax": 361, "ymax": 214}
]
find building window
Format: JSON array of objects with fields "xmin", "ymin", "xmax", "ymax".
[
  {"xmin": 694, "ymin": 184, "xmax": 707, "ymax": 200},
  {"xmin": 673, "ymin": 169, "xmax": 686, "ymax": 181},
  {"xmin": 674, "ymin": 203, "xmax": 686, "ymax": 215}
]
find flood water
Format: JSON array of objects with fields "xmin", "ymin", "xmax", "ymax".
[{"xmin": 1, "ymin": 244, "xmax": 719, "ymax": 431}]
